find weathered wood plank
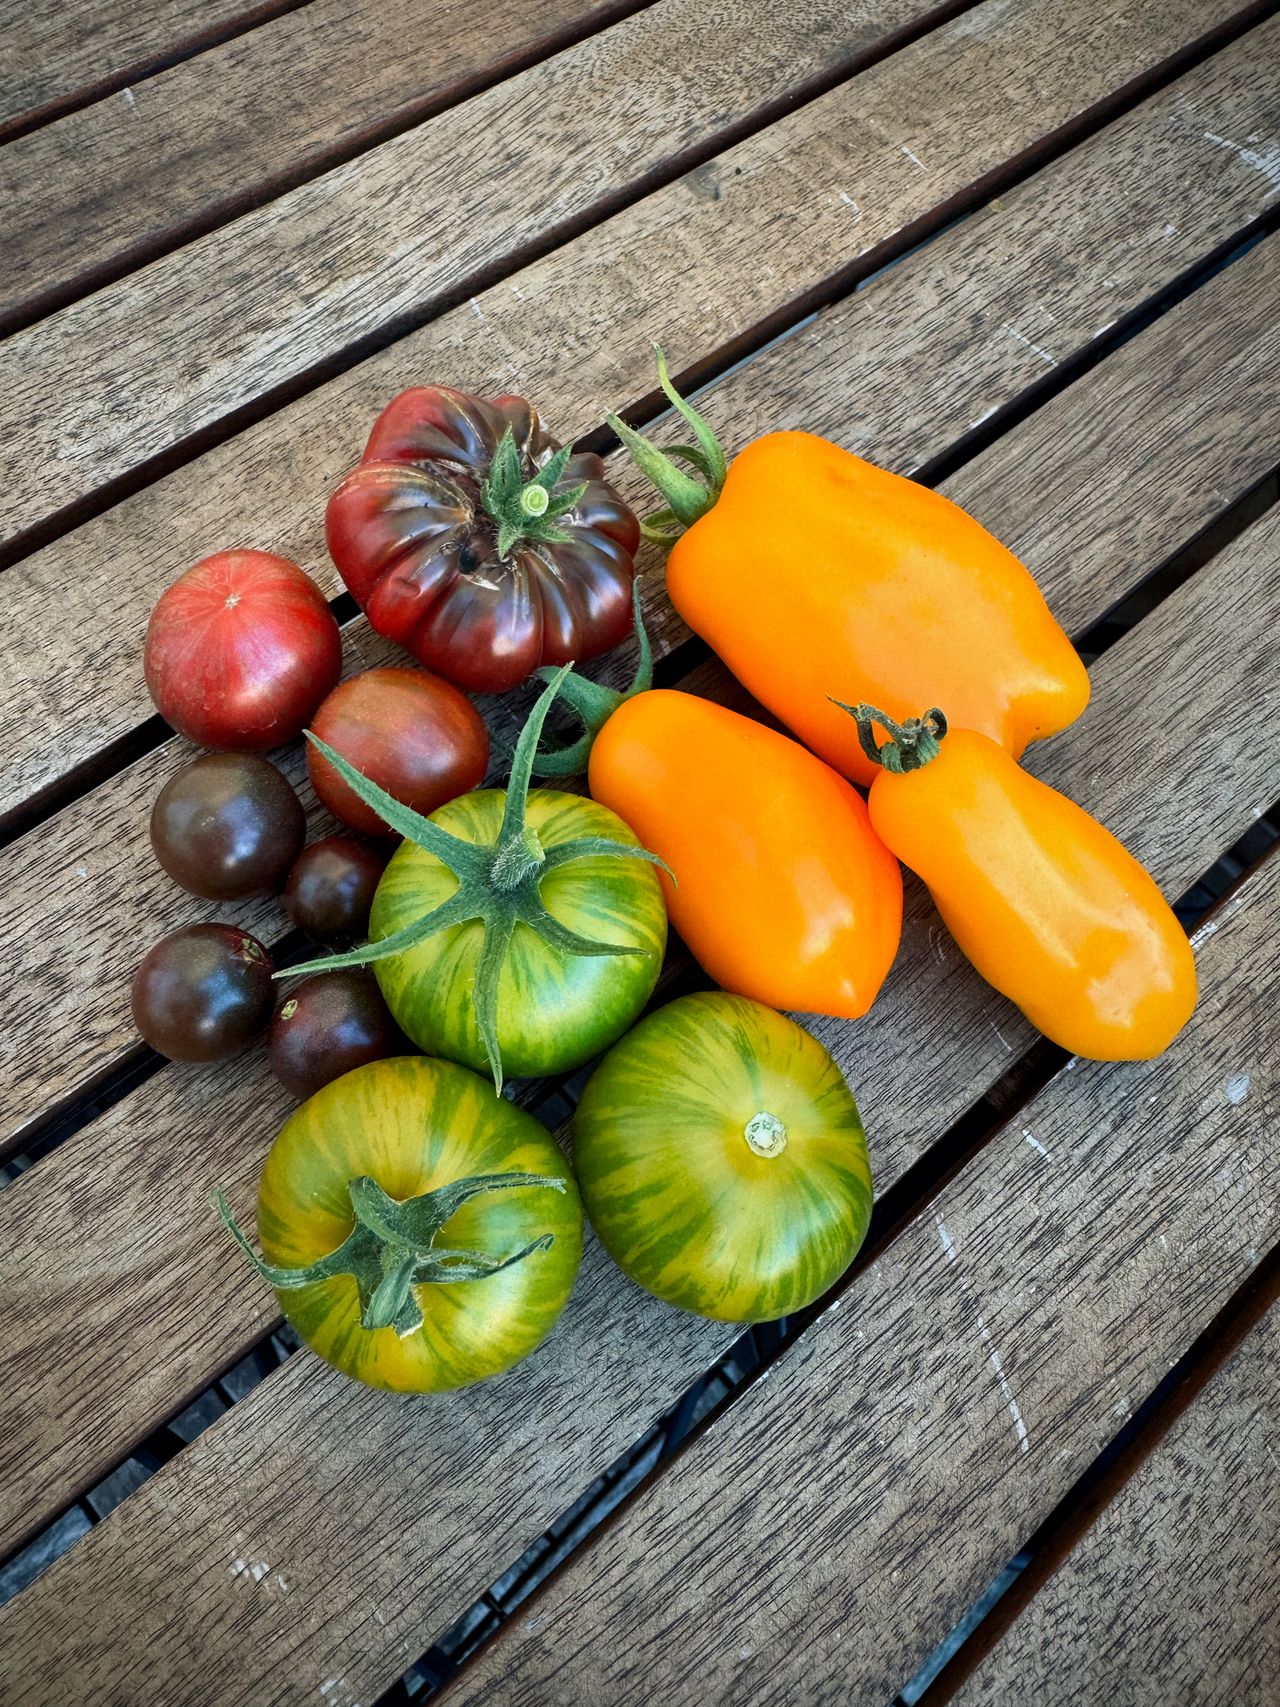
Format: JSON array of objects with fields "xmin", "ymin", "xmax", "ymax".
[
  {"xmin": 438, "ymin": 775, "xmax": 1280, "ymax": 1707},
  {"xmin": 3, "ymin": 5, "xmax": 1276, "ymax": 822},
  {"xmin": 0, "ymin": 0, "xmax": 637, "ymax": 330},
  {"xmin": 4, "ymin": 116, "xmax": 1276, "ymax": 1158},
  {"xmin": 0, "ymin": 0, "xmax": 294, "ymax": 137},
  {"xmin": 2, "ymin": 430, "xmax": 1277, "ymax": 1707},
  {"xmin": 0, "ymin": 0, "xmax": 1257, "ymax": 552},
  {"xmin": 1023, "ymin": 504, "xmax": 1280, "ymax": 856},
  {"xmin": 0, "ymin": 0, "xmax": 934, "ymax": 543},
  {"xmin": 955, "ymin": 1305, "xmax": 1280, "ymax": 1707}
]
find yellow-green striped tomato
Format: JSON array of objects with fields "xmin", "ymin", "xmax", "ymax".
[
  {"xmin": 371, "ymin": 789, "xmax": 667, "ymax": 1080},
  {"xmin": 256, "ymin": 1056, "xmax": 582, "ymax": 1391},
  {"xmin": 573, "ymin": 993, "xmax": 872, "ymax": 1322}
]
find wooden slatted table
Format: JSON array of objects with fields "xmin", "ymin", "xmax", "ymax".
[{"xmin": 1, "ymin": 1, "xmax": 1277, "ymax": 1702}]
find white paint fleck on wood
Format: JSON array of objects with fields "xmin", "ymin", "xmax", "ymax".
[
  {"xmin": 1202, "ymin": 130, "xmax": 1280, "ymax": 194},
  {"xmin": 1001, "ymin": 321, "xmax": 1057, "ymax": 366},
  {"xmin": 1223, "ymin": 1073, "xmax": 1251, "ymax": 1105},
  {"xmin": 988, "ymin": 1018, "xmax": 1016, "ymax": 1054},
  {"xmin": 976, "ymin": 1313, "xmax": 1031, "ymax": 1455},
  {"xmin": 936, "ymin": 1216, "xmax": 957, "ymax": 1264}
]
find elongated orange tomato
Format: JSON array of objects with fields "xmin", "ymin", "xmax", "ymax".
[
  {"xmin": 536, "ymin": 655, "xmax": 902, "ymax": 1020},
  {"xmin": 848, "ymin": 705, "xmax": 1196, "ymax": 1060},
  {"xmin": 609, "ymin": 354, "xmax": 1089, "ymax": 789}
]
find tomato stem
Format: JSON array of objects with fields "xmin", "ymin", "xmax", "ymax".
[
  {"xmin": 833, "ymin": 701, "xmax": 948, "ymax": 773},
  {"xmin": 606, "ymin": 345, "xmax": 727, "ymax": 539},
  {"xmin": 490, "ymin": 826, "xmax": 546, "ymax": 890},
  {"xmin": 480, "ymin": 427, "xmax": 589, "ymax": 560},
  {"xmin": 287, "ymin": 667, "xmax": 668, "ymax": 1091},
  {"xmin": 533, "ymin": 578, "xmax": 654, "ymax": 777},
  {"xmin": 743, "ymin": 1112, "xmax": 787, "ymax": 1158},
  {"xmin": 213, "ymin": 1173, "xmax": 566, "ymax": 1338}
]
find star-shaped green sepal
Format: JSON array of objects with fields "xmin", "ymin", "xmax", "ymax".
[
  {"xmin": 479, "ymin": 426, "xmax": 590, "ymax": 560},
  {"xmin": 215, "ymin": 1172, "xmax": 566, "ymax": 1338},
  {"xmin": 285, "ymin": 665, "xmax": 670, "ymax": 1092}
]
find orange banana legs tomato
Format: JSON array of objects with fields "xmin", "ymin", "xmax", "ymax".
[
  {"xmin": 849, "ymin": 706, "xmax": 1196, "ymax": 1061},
  {"xmin": 609, "ymin": 354, "xmax": 1089, "ymax": 789},
  {"xmin": 551, "ymin": 682, "xmax": 902, "ymax": 1020}
]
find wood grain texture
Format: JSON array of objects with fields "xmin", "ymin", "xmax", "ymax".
[
  {"xmin": 0, "ymin": 0, "xmax": 1256, "ymax": 553},
  {"xmin": 2, "ymin": 460, "xmax": 1277, "ymax": 1707},
  {"xmin": 440, "ymin": 820, "xmax": 1280, "ymax": 1707},
  {"xmin": 0, "ymin": 0, "xmax": 297, "ymax": 136},
  {"xmin": 0, "ymin": 0, "xmax": 934, "ymax": 544},
  {"xmin": 3, "ymin": 5, "xmax": 1276, "ymax": 820},
  {"xmin": 0, "ymin": 0, "xmax": 634, "ymax": 330},
  {"xmin": 4, "ymin": 119, "xmax": 1276, "ymax": 1158},
  {"xmin": 0, "ymin": 17, "xmax": 1273, "ymax": 1683},
  {"xmin": 954, "ymin": 1305, "xmax": 1280, "ymax": 1707}
]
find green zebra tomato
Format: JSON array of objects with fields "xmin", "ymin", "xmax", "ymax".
[
  {"xmin": 286, "ymin": 665, "xmax": 669, "ymax": 1091},
  {"xmin": 573, "ymin": 993, "xmax": 872, "ymax": 1322},
  {"xmin": 220, "ymin": 1055, "xmax": 582, "ymax": 1391},
  {"xmin": 370, "ymin": 788, "xmax": 666, "ymax": 1079}
]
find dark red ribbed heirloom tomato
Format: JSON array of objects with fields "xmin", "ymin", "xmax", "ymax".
[{"xmin": 326, "ymin": 388, "xmax": 640, "ymax": 693}]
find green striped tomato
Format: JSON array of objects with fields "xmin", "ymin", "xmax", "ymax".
[
  {"xmin": 370, "ymin": 789, "xmax": 666, "ymax": 1079},
  {"xmin": 573, "ymin": 993, "xmax": 872, "ymax": 1322},
  {"xmin": 258, "ymin": 1056, "xmax": 582, "ymax": 1390}
]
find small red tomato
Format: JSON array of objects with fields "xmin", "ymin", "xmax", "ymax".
[
  {"xmin": 144, "ymin": 550, "xmax": 342, "ymax": 750},
  {"xmin": 308, "ymin": 666, "xmax": 488, "ymax": 837}
]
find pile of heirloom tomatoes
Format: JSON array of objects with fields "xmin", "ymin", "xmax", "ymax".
[{"xmin": 134, "ymin": 363, "xmax": 1196, "ymax": 1395}]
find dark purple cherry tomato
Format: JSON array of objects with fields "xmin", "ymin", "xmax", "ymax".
[
  {"xmin": 150, "ymin": 753, "xmax": 306, "ymax": 901},
  {"xmin": 131, "ymin": 924, "xmax": 275, "ymax": 1061},
  {"xmin": 284, "ymin": 836, "xmax": 389, "ymax": 947},
  {"xmin": 269, "ymin": 971, "xmax": 411, "ymax": 1099}
]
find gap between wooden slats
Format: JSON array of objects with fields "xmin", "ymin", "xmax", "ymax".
[
  {"xmin": 0, "ymin": 0, "xmax": 975, "ymax": 361},
  {"xmin": 0, "ymin": 0, "xmax": 672, "ymax": 330},
  {"xmin": 0, "ymin": 0, "xmax": 318, "ymax": 144},
  {"xmin": 915, "ymin": 1245, "xmax": 1280, "ymax": 1705}
]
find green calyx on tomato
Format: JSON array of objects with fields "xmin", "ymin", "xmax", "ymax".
[
  {"xmin": 532, "ymin": 580, "xmax": 652, "ymax": 778},
  {"xmin": 216, "ymin": 1057, "xmax": 583, "ymax": 1390},
  {"xmin": 480, "ymin": 427, "xmax": 589, "ymax": 560},
  {"xmin": 287, "ymin": 666, "xmax": 669, "ymax": 1091},
  {"xmin": 605, "ymin": 346, "xmax": 727, "ymax": 544},
  {"xmin": 214, "ymin": 1171, "xmax": 565, "ymax": 1339},
  {"xmin": 836, "ymin": 700, "xmax": 949, "ymax": 773}
]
